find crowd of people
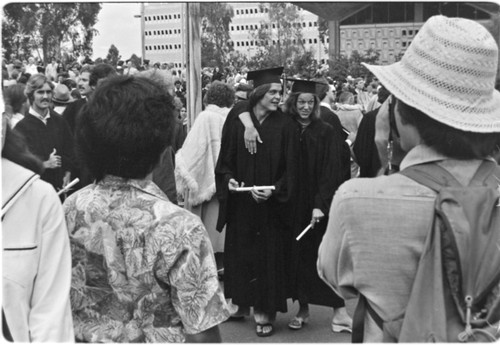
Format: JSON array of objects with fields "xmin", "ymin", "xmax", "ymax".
[{"xmin": 2, "ymin": 15, "xmax": 500, "ymax": 343}]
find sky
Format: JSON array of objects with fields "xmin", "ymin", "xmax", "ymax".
[{"xmin": 92, "ymin": 2, "xmax": 141, "ymax": 60}]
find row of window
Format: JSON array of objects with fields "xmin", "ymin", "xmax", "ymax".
[
  {"xmin": 341, "ymin": 28, "xmax": 419, "ymax": 39},
  {"xmin": 146, "ymin": 44, "xmax": 182, "ymax": 51},
  {"xmin": 234, "ymin": 37, "xmax": 324, "ymax": 47},
  {"xmin": 145, "ymin": 29, "xmax": 181, "ymax": 36},
  {"xmin": 145, "ymin": 13, "xmax": 180, "ymax": 21},
  {"xmin": 235, "ymin": 7, "xmax": 268, "ymax": 15},
  {"xmin": 231, "ymin": 21, "xmax": 318, "ymax": 31},
  {"xmin": 234, "ymin": 5, "xmax": 303, "ymax": 16},
  {"xmin": 343, "ymin": 39, "xmax": 413, "ymax": 50}
]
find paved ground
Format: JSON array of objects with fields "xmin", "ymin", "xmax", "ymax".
[{"xmin": 219, "ymin": 299, "xmax": 355, "ymax": 343}]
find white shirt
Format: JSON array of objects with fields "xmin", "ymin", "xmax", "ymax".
[{"xmin": 28, "ymin": 107, "xmax": 50, "ymax": 125}]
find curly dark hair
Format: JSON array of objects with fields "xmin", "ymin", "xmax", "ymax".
[
  {"xmin": 205, "ymin": 81, "xmax": 235, "ymax": 108},
  {"xmin": 89, "ymin": 63, "xmax": 117, "ymax": 87},
  {"xmin": 76, "ymin": 75, "xmax": 176, "ymax": 182}
]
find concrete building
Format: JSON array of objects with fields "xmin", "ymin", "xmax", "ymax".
[{"xmin": 142, "ymin": 2, "xmax": 496, "ymax": 67}]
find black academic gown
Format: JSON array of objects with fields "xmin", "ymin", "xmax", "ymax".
[
  {"xmin": 286, "ymin": 117, "xmax": 347, "ymax": 307},
  {"xmin": 352, "ymin": 108, "xmax": 381, "ymax": 177},
  {"xmin": 15, "ymin": 110, "xmax": 76, "ymax": 191},
  {"xmin": 215, "ymin": 103, "xmax": 291, "ymax": 314},
  {"xmin": 319, "ymin": 105, "xmax": 351, "ymax": 181}
]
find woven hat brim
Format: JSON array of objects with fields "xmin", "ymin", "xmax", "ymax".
[{"xmin": 363, "ymin": 62, "xmax": 500, "ymax": 133}]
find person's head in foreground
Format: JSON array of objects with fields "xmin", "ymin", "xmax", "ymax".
[
  {"xmin": 76, "ymin": 75, "xmax": 176, "ymax": 182},
  {"xmin": 363, "ymin": 15, "xmax": 500, "ymax": 158}
]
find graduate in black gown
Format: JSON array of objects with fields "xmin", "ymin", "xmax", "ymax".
[
  {"xmin": 215, "ymin": 67, "xmax": 292, "ymax": 338},
  {"xmin": 283, "ymin": 79, "xmax": 352, "ymax": 333}
]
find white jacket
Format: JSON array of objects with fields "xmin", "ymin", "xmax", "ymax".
[
  {"xmin": 2, "ymin": 158, "xmax": 74, "ymax": 342},
  {"xmin": 175, "ymin": 104, "xmax": 230, "ymax": 206}
]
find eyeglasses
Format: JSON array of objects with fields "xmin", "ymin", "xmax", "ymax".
[{"xmin": 297, "ymin": 100, "xmax": 315, "ymax": 106}]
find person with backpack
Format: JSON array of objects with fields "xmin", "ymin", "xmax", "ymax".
[
  {"xmin": 317, "ymin": 15, "xmax": 500, "ymax": 343},
  {"xmin": 2, "ymin": 114, "xmax": 74, "ymax": 341}
]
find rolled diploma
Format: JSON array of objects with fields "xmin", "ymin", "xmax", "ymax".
[
  {"xmin": 235, "ymin": 185, "xmax": 276, "ymax": 192},
  {"xmin": 296, "ymin": 223, "xmax": 313, "ymax": 241},
  {"xmin": 57, "ymin": 178, "xmax": 80, "ymax": 195}
]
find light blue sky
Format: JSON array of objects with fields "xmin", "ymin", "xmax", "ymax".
[{"xmin": 92, "ymin": 2, "xmax": 141, "ymax": 60}]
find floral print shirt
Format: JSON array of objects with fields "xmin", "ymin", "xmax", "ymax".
[{"xmin": 63, "ymin": 175, "xmax": 230, "ymax": 342}]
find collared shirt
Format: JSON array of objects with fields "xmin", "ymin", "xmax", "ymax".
[
  {"xmin": 63, "ymin": 176, "xmax": 230, "ymax": 342},
  {"xmin": 320, "ymin": 101, "xmax": 333, "ymax": 112},
  {"xmin": 28, "ymin": 107, "xmax": 50, "ymax": 125},
  {"xmin": 317, "ymin": 145, "xmax": 492, "ymax": 342}
]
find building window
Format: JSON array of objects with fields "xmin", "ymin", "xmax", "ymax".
[
  {"xmin": 169, "ymin": 30, "xmax": 172, "ymax": 34},
  {"xmin": 314, "ymin": 22, "xmax": 318, "ymax": 26},
  {"xmin": 302, "ymin": 38, "xmax": 306, "ymax": 44},
  {"xmin": 314, "ymin": 38, "xmax": 317, "ymax": 44},
  {"xmin": 169, "ymin": 14, "xmax": 172, "ymax": 19},
  {"xmin": 245, "ymin": 9, "xmax": 248, "ymax": 14},
  {"xmin": 236, "ymin": 9, "xmax": 239, "ymax": 15},
  {"xmin": 302, "ymin": 22, "xmax": 306, "ymax": 27},
  {"xmin": 402, "ymin": 30, "xmax": 406, "ymax": 36},
  {"xmin": 309, "ymin": 38, "xmax": 312, "ymax": 44}
]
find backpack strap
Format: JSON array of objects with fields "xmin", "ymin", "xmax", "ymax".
[
  {"xmin": 352, "ymin": 294, "xmax": 384, "ymax": 343},
  {"xmin": 399, "ymin": 162, "xmax": 463, "ymax": 192},
  {"xmin": 467, "ymin": 160, "xmax": 499, "ymax": 187},
  {"xmin": 2, "ymin": 308, "xmax": 13, "ymax": 342}
]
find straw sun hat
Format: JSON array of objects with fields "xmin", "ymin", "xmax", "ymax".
[{"xmin": 363, "ymin": 15, "xmax": 500, "ymax": 133}]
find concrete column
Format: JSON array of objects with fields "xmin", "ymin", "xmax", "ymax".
[
  {"xmin": 414, "ymin": 3, "xmax": 423, "ymax": 22},
  {"xmin": 186, "ymin": 3, "xmax": 202, "ymax": 128},
  {"xmin": 328, "ymin": 19, "xmax": 340, "ymax": 69}
]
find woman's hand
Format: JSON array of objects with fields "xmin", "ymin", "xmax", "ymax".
[
  {"xmin": 228, "ymin": 178, "xmax": 244, "ymax": 192},
  {"xmin": 251, "ymin": 188, "xmax": 272, "ymax": 203},
  {"xmin": 244, "ymin": 126, "xmax": 262, "ymax": 155},
  {"xmin": 310, "ymin": 208, "xmax": 324, "ymax": 228},
  {"xmin": 238, "ymin": 111, "xmax": 262, "ymax": 154}
]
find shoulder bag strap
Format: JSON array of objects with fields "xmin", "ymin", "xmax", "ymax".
[
  {"xmin": 2, "ymin": 173, "xmax": 39, "ymax": 220},
  {"xmin": 352, "ymin": 294, "xmax": 384, "ymax": 343}
]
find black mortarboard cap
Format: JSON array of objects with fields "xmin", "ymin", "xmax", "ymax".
[
  {"xmin": 290, "ymin": 78, "xmax": 325, "ymax": 95},
  {"xmin": 246, "ymin": 67, "xmax": 284, "ymax": 88}
]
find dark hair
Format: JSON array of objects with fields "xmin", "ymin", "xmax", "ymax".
[
  {"xmin": 61, "ymin": 78, "xmax": 77, "ymax": 90},
  {"xmin": 248, "ymin": 83, "xmax": 272, "ymax": 109},
  {"xmin": 396, "ymin": 99, "xmax": 500, "ymax": 159},
  {"xmin": 89, "ymin": 63, "xmax": 117, "ymax": 87},
  {"xmin": 2, "ymin": 122, "xmax": 44, "ymax": 174},
  {"xmin": 235, "ymin": 83, "xmax": 253, "ymax": 93},
  {"xmin": 205, "ymin": 81, "xmax": 235, "ymax": 108},
  {"xmin": 314, "ymin": 77, "xmax": 330, "ymax": 100},
  {"xmin": 76, "ymin": 75, "xmax": 176, "ymax": 182},
  {"xmin": 4, "ymin": 84, "xmax": 27, "ymax": 113},
  {"xmin": 284, "ymin": 92, "xmax": 320, "ymax": 122}
]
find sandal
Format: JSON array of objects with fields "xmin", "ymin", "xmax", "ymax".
[
  {"xmin": 288, "ymin": 316, "xmax": 310, "ymax": 330},
  {"xmin": 256, "ymin": 323, "xmax": 274, "ymax": 337}
]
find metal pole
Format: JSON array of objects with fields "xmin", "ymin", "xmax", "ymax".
[{"xmin": 140, "ymin": 3, "xmax": 145, "ymax": 66}]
